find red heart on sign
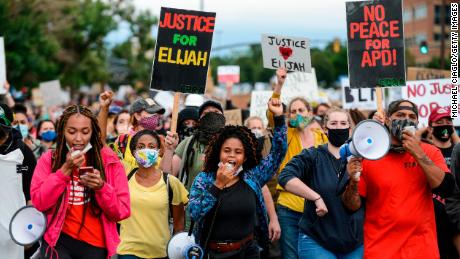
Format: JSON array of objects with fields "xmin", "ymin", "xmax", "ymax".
[{"xmin": 279, "ymin": 47, "xmax": 293, "ymax": 60}]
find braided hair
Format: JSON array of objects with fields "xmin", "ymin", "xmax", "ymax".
[
  {"xmin": 203, "ymin": 125, "xmax": 262, "ymax": 174},
  {"xmin": 51, "ymin": 105, "xmax": 105, "ymax": 230}
]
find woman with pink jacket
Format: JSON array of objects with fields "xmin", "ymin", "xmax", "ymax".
[{"xmin": 31, "ymin": 105, "xmax": 130, "ymax": 259}]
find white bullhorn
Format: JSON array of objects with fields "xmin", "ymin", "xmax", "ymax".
[
  {"xmin": 9, "ymin": 206, "xmax": 46, "ymax": 246},
  {"xmin": 167, "ymin": 232, "xmax": 203, "ymax": 259},
  {"xmin": 340, "ymin": 119, "xmax": 391, "ymax": 160}
]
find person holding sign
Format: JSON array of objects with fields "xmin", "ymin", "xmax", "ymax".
[
  {"xmin": 188, "ymin": 98, "xmax": 287, "ymax": 258},
  {"xmin": 267, "ymin": 68, "xmax": 328, "ymax": 259},
  {"xmin": 279, "ymin": 108, "xmax": 364, "ymax": 258},
  {"xmin": 31, "ymin": 105, "xmax": 130, "ymax": 259},
  {"xmin": 342, "ymin": 100, "xmax": 454, "ymax": 258}
]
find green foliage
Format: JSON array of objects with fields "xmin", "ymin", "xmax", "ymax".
[{"xmin": 0, "ymin": 0, "xmax": 149, "ymax": 89}]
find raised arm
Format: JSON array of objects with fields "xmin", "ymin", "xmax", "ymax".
[
  {"xmin": 252, "ymin": 98, "xmax": 287, "ymax": 185},
  {"xmin": 97, "ymin": 91, "xmax": 113, "ymax": 144}
]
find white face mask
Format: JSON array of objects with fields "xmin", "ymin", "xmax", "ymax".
[
  {"xmin": 67, "ymin": 142, "xmax": 92, "ymax": 158},
  {"xmin": 251, "ymin": 129, "xmax": 264, "ymax": 139},
  {"xmin": 219, "ymin": 162, "xmax": 244, "ymax": 176}
]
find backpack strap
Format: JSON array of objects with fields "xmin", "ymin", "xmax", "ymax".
[
  {"xmin": 163, "ymin": 172, "xmax": 174, "ymax": 232},
  {"xmin": 178, "ymin": 136, "xmax": 196, "ymax": 185},
  {"xmin": 127, "ymin": 168, "xmax": 138, "ymax": 181},
  {"xmin": 116, "ymin": 134, "xmax": 129, "ymax": 159}
]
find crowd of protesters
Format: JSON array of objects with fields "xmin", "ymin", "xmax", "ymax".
[{"xmin": 0, "ymin": 68, "xmax": 459, "ymax": 259}]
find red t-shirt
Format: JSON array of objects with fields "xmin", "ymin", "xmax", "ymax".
[
  {"xmin": 359, "ymin": 143, "xmax": 449, "ymax": 259},
  {"xmin": 62, "ymin": 167, "xmax": 105, "ymax": 248}
]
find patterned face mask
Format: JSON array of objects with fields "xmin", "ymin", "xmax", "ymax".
[
  {"xmin": 390, "ymin": 119, "xmax": 417, "ymax": 142},
  {"xmin": 139, "ymin": 114, "xmax": 160, "ymax": 130},
  {"xmin": 289, "ymin": 114, "xmax": 312, "ymax": 129},
  {"xmin": 135, "ymin": 148, "xmax": 159, "ymax": 168}
]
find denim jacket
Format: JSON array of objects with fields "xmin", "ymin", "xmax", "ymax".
[{"xmin": 188, "ymin": 116, "xmax": 287, "ymax": 246}]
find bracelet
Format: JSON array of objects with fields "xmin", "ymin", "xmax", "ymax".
[{"xmin": 313, "ymin": 197, "xmax": 322, "ymax": 202}]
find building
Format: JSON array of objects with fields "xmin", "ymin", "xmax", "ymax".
[{"xmin": 403, "ymin": 0, "xmax": 454, "ymax": 66}]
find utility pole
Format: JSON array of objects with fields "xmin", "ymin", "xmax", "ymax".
[{"xmin": 440, "ymin": 0, "xmax": 446, "ymax": 69}]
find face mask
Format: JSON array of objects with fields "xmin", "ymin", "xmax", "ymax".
[
  {"xmin": 116, "ymin": 124, "xmax": 129, "ymax": 135},
  {"xmin": 432, "ymin": 125, "xmax": 454, "ymax": 142},
  {"xmin": 327, "ymin": 128, "xmax": 350, "ymax": 147},
  {"xmin": 198, "ymin": 112, "xmax": 226, "ymax": 143},
  {"xmin": 139, "ymin": 114, "xmax": 160, "ymax": 131},
  {"xmin": 289, "ymin": 114, "xmax": 311, "ymax": 129},
  {"xmin": 390, "ymin": 119, "xmax": 417, "ymax": 142},
  {"xmin": 251, "ymin": 129, "xmax": 264, "ymax": 139},
  {"xmin": 41, "ymin": 130, "xmax": 57, "ymax": 142},
  {"xmin": 135, "ymin": 148, "xmax": 159, "ymax": 168},
  {"xmin": 15, "ymin": 124, "xmax": 28, "ymax": 139},
  {"xmin": 179, "ymin": 125, "xmax": 196, "ymax": 140}
]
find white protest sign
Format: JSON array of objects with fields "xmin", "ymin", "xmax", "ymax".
[
  {"xmin": 261, "ymin": 34, "xmax": 311, "ymax": 73},
  {"xmin": 218, "ymin": 66, "xmax": 240, "ymax": 84},
  {"xmin": 341, "ymin": 78, "xmax": 380, "ymax": 110},
  {"xmin": 0, "ymin": 37, "xmax": 6, "ymax": 94},
  {"xmin": 250, "ymin": 69, "xmax": 319, "ymax": 126},
  {"xmin": 401, "ymin": 79, "xmax": 460, "ymax": 126},
  {"xmin": 153, "ymin": 90, "xmax": 174, "ymax": 116},
  {"xmin": 39, "ymin": 80, "xmax": 63, "ymax": 107}
]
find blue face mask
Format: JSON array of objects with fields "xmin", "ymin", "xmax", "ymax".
[
  {"xmin": 41, "ymin": 130, "xmax": 57, "ymax": 142},
  {"xmin": 15, "ymin": 124, "xmax": 29, "ymax": 139}
]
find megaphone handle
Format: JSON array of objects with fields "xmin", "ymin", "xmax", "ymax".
[{"xmin": 354, "ymin": 171, "xmax": 361, "ymax": 181}]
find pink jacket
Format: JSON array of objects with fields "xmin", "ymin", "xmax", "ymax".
[{"xmin": 31, "ymin": 147, "xmax": 130, "ymax": 258}]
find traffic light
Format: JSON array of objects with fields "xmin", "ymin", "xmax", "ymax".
[
  {"xmin": 332, "ymin": 38, "xmax": 341, "ymax": 53},
  {"xmin": 419, "ymin": 41, "xmax": 428, "ymax": 54}
]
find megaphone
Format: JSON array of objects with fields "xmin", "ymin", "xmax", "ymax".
[
  {"xmin": 9, "ymin": 205, "xmax": 46, "ymax": 246},
  {"xmin": 167, "ymin": 232, "xmax": 203, "ymax": 259},
  {"xmin": 340, "ymin": 119, "xmax": 390, "ymax": 161}
]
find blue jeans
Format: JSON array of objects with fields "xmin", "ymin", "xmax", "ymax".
[
  {"xmin": 298, "ymin": 233, "xmax": 363, "ymax": 259},
  {"xmin": 277, "ymin": 205, "xmax": 302, "ymax": 259}
]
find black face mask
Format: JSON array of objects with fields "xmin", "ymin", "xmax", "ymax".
[
  {"xmin": 389, "ymin": 119, "xmax": 417, "ymax": 142},
  {"xmin": 432, "ymin": 125, "xmax": 454, "ymax": 142},
  {"xmin": 197, "ymin": 112, "xmax": 226, "ymax": 143},
  {"xmin": 327, "ymin": 128, "xmax": 350, "ymax": 147},
  {"xmin": 179, "ymin": 125, "xmax": 196, "ymax": 141}
]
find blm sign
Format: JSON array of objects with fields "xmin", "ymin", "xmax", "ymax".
[
  {"xmin": 150, "ymin": 7, "xmax": 216, "ymax": 94},
  {"xmin": 346, "ymin": 0, "xmax": 406, "ymax": 88}
]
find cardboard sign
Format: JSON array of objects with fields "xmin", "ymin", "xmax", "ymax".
[
  {"xmin": 341, "ymin": 78, "xmax": 380, "ymax": 110},
  {"xmin": 401, "ymin": 79, "xmax": 460, "ymax": 126},
  {"xmin": 224, "ymin": 109, "xmax": 242, "ymax": 126},
  {"xmin": 407, "ymin": 67, "xmax": 451, "ymax": 81},
  {"xmin": 346, "ymin": 0, "xmax": 406, "ymax": 88},
  {"xmin": 31, "ymin": 88, "xmax": 44, "ymax": 107},
  {"xmin": 150, "ymin": 7, "xmax": 216, "ymax": 94},
  {"xmin": 261, "ymin": 34, "xmax": 311, "ymax": 73},
  {"xmin": 0, "ymin": 37, "xmax": 6, "ymax": 94},
  {"xmin": 217, "ymin": 66, "xmax": 240, "ymax": 84},
  {"xmin": 39, "ymin": 80, "xmax": 63, "ymax": 107}
]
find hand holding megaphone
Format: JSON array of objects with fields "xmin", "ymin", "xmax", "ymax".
[{"xmin": 347, "ymin": 157, "xmax": 363, "ymax": 182}]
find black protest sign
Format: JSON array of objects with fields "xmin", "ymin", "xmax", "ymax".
[
  {"xmin": 150, "ymin": 7, "xmax": 216, "ymax": 94},
  {"xmin": 346, "ymin": 0, "xmax": 406, "ymax": 88}
]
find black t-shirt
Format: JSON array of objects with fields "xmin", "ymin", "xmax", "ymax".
[
  {"xmin": 0, "ymin": 129, "xmax": 37, "ymax": 201},
  {"xmin": 440, "ymin": 144, "xmax": 453, "ymax": 169},
  {"xmin": 205, "ymin": 179, "xmax": 256, "ymax": 242}
]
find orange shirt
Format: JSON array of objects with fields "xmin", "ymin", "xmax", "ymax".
[
  {"xmin": 359, "ymin": 143, "xmax": 449, "ymax": 259},
  {"xmin": 62, "ymin": 168, "xmax": 105, "ymax": 248}
]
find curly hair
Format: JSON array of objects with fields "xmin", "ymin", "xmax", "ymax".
[{"xmin": 203, "ymin": 125, "xmax": 262, "ymax": 174}]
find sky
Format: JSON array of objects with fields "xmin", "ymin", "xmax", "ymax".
[{"xmin": 106, "ymin": 0, "xmax": 351, "ymax": 55}]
